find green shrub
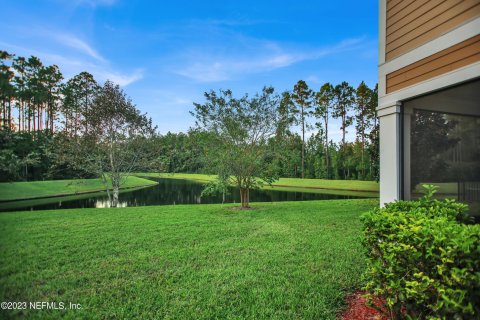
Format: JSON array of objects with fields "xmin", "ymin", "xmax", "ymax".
[{"xmin": 362, "ymin": 187, "xmax": 480, "ymax": 319}]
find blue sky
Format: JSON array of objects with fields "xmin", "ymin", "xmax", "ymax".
[{"xmin": 1, "ymin": 0, "xmax": 378, "ymax": 140}]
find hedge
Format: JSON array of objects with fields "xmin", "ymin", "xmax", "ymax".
[{"xmin": 361, "ymin": 186, "xmax": 480, "ymax": 319}]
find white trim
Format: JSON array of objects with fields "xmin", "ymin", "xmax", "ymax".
[
  {"xmin": 378, "ymin": 62, "xmax": 480, "ymax": 109},
  {"xmin": 379, "ymin": 0, "xmax": 386, "ymax": 65},
  {"xmin": 377, "ymin": 102, "xmax": 401, "ymax": 117},
  {"xmin": 379, "ymin": 107, "xmax": 402, "ymax": 205}
]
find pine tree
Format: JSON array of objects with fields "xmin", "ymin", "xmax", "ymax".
[
  {"xmin": 355, "ymin": 81, "xmax": 372, "ymax": 179},
  {"xmin": 332, "ymin": 81, "xmax": 355, "ymax": 179},
  {"xmin": 314, "ymin": 82, "xmax": 334, "ymax": 179},
  {"xmin": 292, "ymin": 80, "xmax": 313, "ymax": 179},
  {"xmin": 0, "ymin": 51, "xmax": 15, "ymax": 130}
]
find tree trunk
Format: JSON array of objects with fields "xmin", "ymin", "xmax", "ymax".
[
  {"xmin": 75, "ymin": 108, "xmax": 78, "ymax": 138},
  {"xmin": 17, "ymin": 105, "xmax": 20, "ymax": 131},
  {"xmin": 45, "ymin": 107, "xmax": 48, "ymax": 131},
  {"xmin": 65, "ymin": 113, "xmax": 68, "ymax": 134},
  {"xmin": 33, "ymin": 105, "xmax": 36, "ymax": 136},
  {"xmin": 240, "ymin": 188, "xmax": 245, "ymax": 208},
  {"xmin": 85, "ymin": 90, "xmax": 88, "ymax": 132},
  {"xmin": 7, "ymin": 99, "xmax": 11, "ymax": 129},
  {"xmin": 301, "ymin": 106, "xmax": 305, "ymax": 179},
  {"xmin": 325, "ymin": 114, "xmax": 329, "ymax": 179},
  {"xmin": 239, "ymin": 187, "xmax": 250, "ymax": 208},
  {"xmin": 21, "ymin": 102, "xmax": 25, "ymax": 131},
  {"xmin": 51, "ymin": 110, "xmax": 54, "ymax": 134},
  {"xmin": 2, "ymin": 100, "xmax": 5, "ymax": 129},
  {"xmin": 112, "ymin": 185, "xmax": 119, "ymax": 208},
  {"xmin": 342, "ymin": 108, "xmax": 347, "ymax": 179},
  {"xmin": 37, "ymin": 105, "xmax": 40, "ymax": 132},
  {"xmin": 101, "ymin": 174, "xmax": 111, "ymax": 206},
  {"xmin": 361, "ymin": 114, "xmax": 365, "ymax": 179},
  {"xmin": 28, "ymin": 103, "xmax": 31, "ymax": 133}
]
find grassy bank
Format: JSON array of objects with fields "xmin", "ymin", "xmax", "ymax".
[
  {"xmin": 0, "ymin": 199, "xmax": 376, "ymax": 319},
  {"xmin": 136, "ymin": 172, "xmax": 379, "ymax": 194},
  {"xmin": 0, "ymin": 186, "xmax": 152, "ymax": 211},
  {"xmin": 0, "ymin": 176, "xmax": 158, "ymax": 202}
]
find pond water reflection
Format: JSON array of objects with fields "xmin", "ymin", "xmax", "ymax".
[{"xmin": 0, "ymin": 177, "xmax": 374, "ymax": 212}]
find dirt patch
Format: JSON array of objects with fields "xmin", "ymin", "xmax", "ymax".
[
  {"xmin": 339, "ymin": 291, "xmax": 390, "ymax": 320},
  {"xmin": 225, "ymin": 206, "xmax": 258, "ymax": 211}
]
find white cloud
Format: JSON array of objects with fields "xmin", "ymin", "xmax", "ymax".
[
  {"xmin": 305, "ymin": 75, "xmax": 322, "ymax": 84},
  {"xmin": 94, "ymin": 68, "xmax": 144, "ymax": 86},
  {"xmin": 0, "ymin": 41, "xmax": 143, "ymax": 87},
  {"xmin": 70, "ymin": 0, "xmax": 116, "ymax": 7},
  {"xmin": 175, "ymin": 62, "xmax": 229, "ymax": 82},
  {"xmin": 54, "ymin": 33, "xmax": 106, "ymax": 62},
  {"xmin": 174, "ymin": 53, "xmax": 303, "ymax": 82},
  {"xmin": 149, "ymin": 89, "xmax": 196, "ymax": 107},
  {"xmin": 174, "ymin": 37, "xmax": 366, "ymax": 83},
  {"xmin": 7, "ymin": 26, "xmax": 107, "ymax": 63}
]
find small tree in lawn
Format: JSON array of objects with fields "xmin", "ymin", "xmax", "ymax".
[
  {"xmin": 191, "ymin": 87, "xmax": 279, "ymax": 209},
  {"xmin": 84, "ymin": 80, "xmax": 155, "ymax": 207}
]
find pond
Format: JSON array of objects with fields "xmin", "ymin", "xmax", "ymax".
[{"xmin": 0, "ymin": 177, "xmax": 375, "ymax": 212}]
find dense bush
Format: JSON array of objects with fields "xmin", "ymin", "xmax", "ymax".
[{"xmin": 362, "ymin": 186, "xmax": 480, "ymax": 319}]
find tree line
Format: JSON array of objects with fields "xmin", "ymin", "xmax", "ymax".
[
  {"xmin": 1, "ymin": 50, "xmax": 379, "ymax": 192},
  {"xmin": 282, "ymin": 79, "xmax": 378, "ymax": 180},
  {"xmin": 0, "ymin": 50, "xmax": 157, "ymax": 207},
  {"xmin": 155, "ymin": 80, "xmax": 379, "ymax": 182},
  {"xmin": 0, "ymin": 50, "xmax": 103, "ymax": 137}
]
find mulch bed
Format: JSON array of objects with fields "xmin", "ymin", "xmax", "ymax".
[{"xmin": 339, "ymin": 291, "xmax": 390, "ymax": 320}]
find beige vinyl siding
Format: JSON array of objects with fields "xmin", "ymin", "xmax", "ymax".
[
  {"xmin": 386, "ymin": 0, "xmax": 480, "ymax": 61},
  {"xmin": 386, "ymin": 35, "xmax": 480, "ymax": 93}
]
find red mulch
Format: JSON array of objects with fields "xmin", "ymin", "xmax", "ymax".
[{"xmin": 338, "ymin": 291, "xmax": 390, "ymax": 320}]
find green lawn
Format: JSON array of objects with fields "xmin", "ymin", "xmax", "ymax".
[
  {"xmin": 0, "ymin": 176, "xmax": 158, "ymax": 202},
  {"xmin": 0, "ymin": 199, "xmax": 376, "ymax": 319},
  {"xmin": 136, "ymin": 172, "xmax": 380, "ymax": 194}
]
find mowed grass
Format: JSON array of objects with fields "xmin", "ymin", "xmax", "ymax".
[
  {"xmin": 136, "ymin": 172, "xmax": 380, "ymax": 193},
  {"xmin": 0, "ymin": 199, "xmax": 376, "ymax": 319},
  {"xmin": 0, "ymin": 176, "xmax": 158, "ymax": 201}
]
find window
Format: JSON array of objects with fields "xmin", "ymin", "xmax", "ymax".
[{"xmin": 403, "ymin": 80, "xmax": 480, "ymax": 221}]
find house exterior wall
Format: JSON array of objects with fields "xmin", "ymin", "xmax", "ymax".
[
  {"xmin": 386, "ymin": 0, "xmax": 480, "ymax": 61},
  {"xmin": 378, "ymin": 0, "xmax": 480, "ymax": 206},
  {"xmin": 386, "ymin": 35, "xmax": 480, "ymax": 93}
]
